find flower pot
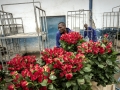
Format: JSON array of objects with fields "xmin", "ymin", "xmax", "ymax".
[{"xmin": 91, "ymin": 81, "xmax": 115, "ymax": 90}]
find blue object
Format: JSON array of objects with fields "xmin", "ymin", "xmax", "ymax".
[
  {"xmin": 89, "ymin": 0, "xmax": 93, "ymax": 27},
  {"xmin": 56, "ymin": 28, "xmax": 71, "ymax": 47},
  {"xmin": 84, "ymin": 27, "xmax": 97, "ymax": 42},
  {"xmin": 46, "ymin": 16, "xmax": 65, "ymax": 48}
]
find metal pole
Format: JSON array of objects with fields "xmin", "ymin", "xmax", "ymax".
[
  {"xmin": 110, "ymin": 13, "xmax": 111, "ymax": 28},
  {"xmin": 34, "ymin": 6, "xmax": 41, "ymax": 54},
  {"xmin": 79, "ymin": 10, "xmax": 80, "ymax": 32},
  {"xmin": 71, "ymin": 12, "xmax": 73, "ymax": 29},
  {"xmin": 89, "ymin": 0, "xmax": 92, "ymax": 27},
  {"xmin": 116, "ymin": 12, "xmax": 119, "ymax": 51},
  {"xmin": 75, "ymin": 11, "xmax": 76, "ymax": 31},
  {"xmin": 44, "ymin": 12, "xmax": 49, "ymax": 48},
  {"xmin": 67, "ymin": 11, "xmax": 68, "ymax": 28},
  {"xmin": 103, "ymin": 13, "xmax": 104, "ymax": 36},
  {"xmin": 1, "ymin": 1, "xmax": 41, "ymax": 11},
  {"xmin": 112, "ymin": 5, "xmax": 120, "ymax": 12}
]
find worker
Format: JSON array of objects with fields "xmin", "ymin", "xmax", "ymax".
[
  {"xmin": 56, "ymin": 22, "xmax": 72, "ymax": 47},
  {"xmin": 84, "ymin": 24, "xmax": 97, "ymax": 42},
  {"xmin": 0, "ymin": 46, "xmax": 7, "ymax": 56}
]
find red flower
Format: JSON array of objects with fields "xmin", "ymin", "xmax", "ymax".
[
  {"xmin": 39, "ymin": 86, "xmax": 47, "ymax": 90},
  {"xmin": 104, "ymin": 34, "xmax": 109, "ymax": 38},
  {"xmin": 99, "ymin": 47, "xmax": 105, "ymax": 54},
  {"xmin": 65, "ymin": 73, "xmax": 73, "ymax": 80},
  {"xmin": 60, "ymin": 32, "xmax": 83, "ymax": 44},
  {"xmin": 8, "ymin": 84, "xmax": 15, "ymax": 90},
  {"xmin": 20, "ymin": 80, "xmax": 28, "ymax": 88},
  {"xmin": 38, "ymin": 75, "xmax": 43, "ymax": 83}
]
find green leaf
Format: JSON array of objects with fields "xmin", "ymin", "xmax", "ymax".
[
  {"xmin": 77, "ymin": 79, "xmax": 85, "ymax": 85},
  {"xmin": 48, "ymin": 64, "xmax": 53, "ymax": 69},
  {"xmin": 83, "ymin": 67, "xmax": 92, "ymax": 72},
  {"xmin": 71, "ymin": 81, "xmax": 76, "ymax": 86},
  {"xmin": 84, "ymin": 75, "xmax": 90, "ymax": 81},
  {"xmin": 28, "ymin": 82, "xmax": 33, "ymax": 88},
  {"xmin": 79, "ymin": 71, "xmax": 84, "ymax": 74},
  {"xmin": 98, "ymin": 64, "xmax": 104, "ymax": 68},
  {"xmin": 98, "ymin": 57, "xmax": 101, "ymax": 61},
  {"xmin": 101, "ymin": 43, "xmax": 106, "ymax": 47},
  {"xmin": 44, "ymin": 71, "xmax": 49, "ymax": 76},
  {"xmin": 49, "ymin": 75, "xmax": 57, "ymax": 80},
  {"xmin": 18, "ymin": 88, "xmax": 23, "ymax": 90},
  {"xmin": 105, "ymin": 74, "xmax": 109, "ymax": 79},
  {"xmin": 40, "ymin": 79, "xmax": 48, "ymax": 86},
  {"xmin": 66, "ymin": 81, "xmax": 72, "ymax": 88},
  {"xmin": 73, "ymin": 85, "xmax": 78, "ymax": 90},
  {"xmin": 106, "ymin": 59, "xmax": 112, "ymax": 65},
  {"xmin": 48, "ymin": 84, "xmax": 53, "ymax": 89},
  {"xmin": 112, "ymin": 51, "xmax": 118, "ymax": 55}
]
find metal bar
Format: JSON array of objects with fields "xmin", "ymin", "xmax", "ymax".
[
  {"xmin": 34, "ymin": 6, "xmax": 41, "ymax": 54},
  {"xmin": 75, "ymin": 11, "xmax": 76, "ymax": 31},
  {"xmin": 112, "ymin": 5, "xmax": 120, "ymax": 12},
  {"xmin": 1, "ymin": 1, "xmax": 41, "ymax": 11},
  {"xmin": 67, "ymin": 11, "xmax": 68, "ymax": 28},
  {"xmin": 73, "ymin": 12, "xmax": 74, "ymax": 30},
  {"xmin": 0, "ymin": 11, "xmax": 12, "ymax": 14},
  {"xmin": 44, "ymin": 11, "xmax": 49, "ymax": 48},
  {"xmin": 113, "ymin": 12, "xmax": 115, "ymax": 28},
  {"xmin": 79, "ymin": 11, "xmax": 80, "ymax": 31},
  {"xmin": 116, "ymin": 12, "xmax": 119, "ymax": 51},
  {"xmin": 68, "ymin": 9, "xmax": 90, "ymax": 12},
  {"xmin": 43, "ymin": 12, "xmax": 47, "ymax": 49},
  {"xmin": 35, "ymin": 6, "xmax": 45, "ymax": 12},
  {"xmin": 110, "ymin": 13, "xmax": 111, "ymax": 27},
  {"xmin": 83, "ymin": 10, "xmax": 84, "ymax": 29},
  {"xmin": 41, "ymin": 10, "xmax": 44, "ymax": 50},
  {"xmin": 71, "ymin": 12, "xmax": 72, "ymax": 30},
  {"xmin": 106, "ymin": 13, "xmax": 108, "ymax": 28}
]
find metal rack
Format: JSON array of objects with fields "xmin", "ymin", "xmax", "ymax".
[
  {"xmin": 103, "ymin": 10, "xmax": 120, "ymax": 52},
  {"xmin": 67, "ymin": 9, "xmax": 92, "ymax": 32},
  {"xmin": 0, "ymin": 11, "xmax": 24, "ymax": 36},
  {"xmin": 0, "ymin": 2, "xmax": 49, "ymax": 69},
  {"xmin": 67, "ymin": 9, "xmax": 94, "ymax": 40}
]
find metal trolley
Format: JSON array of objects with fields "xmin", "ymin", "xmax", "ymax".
[{"xmin": 0, "ymin": 2, "xmax": 49, "ymax": 70}]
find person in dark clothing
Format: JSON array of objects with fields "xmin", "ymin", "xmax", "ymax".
[
  {"xmin": 0, "ymin": 46, "xmax": 7, "ymax": 56},
  {"xmin": 84, "ymin": 24, "xmax": 97, "ymax": 42},
  {"xmin": 56, "ymin": 22, "xmax": 72, "ymax": 47}
]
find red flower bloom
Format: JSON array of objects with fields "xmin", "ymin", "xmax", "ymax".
[
  {"xmin": 39, "ymin": 86, "xmax": 47, "ymax": 90},
  {"xmin": 20, "ymin": 80, "xmax": 28, "ymax": 88},
  {"xmin": 65, "ymin": 73, "xmax": 73, "ymax": 80},
  {"xmin": 104, "ymin": 34, "xmax": 109, "ymax": 38},
  {"xmin": 38, "ymin": 75, "xmax": 43, "ymax": 83},
  {"xmin": 8, "ymin": 84, "xmax": 15, "ymax": 90},
  {"xmin": 60, "ymin": 32, "xmax": 83, "ymax": 44}
]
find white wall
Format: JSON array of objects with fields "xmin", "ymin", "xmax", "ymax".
[
  {"xmin": 0, "ymin": 0, "xmax": 89, "ymax": 33},
  {"xmin": 0, "ymin": 0, "xmax": 120, "ymax": 32},
  {"xmin": 93, "ymin": 0, "xmax": 120, "ymax": 28}
]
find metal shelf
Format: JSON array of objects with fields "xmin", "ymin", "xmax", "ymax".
[
  {"xmin": 0, "ymin": 24, "xmax": 23, "ymax": 26},
  {"xmin": 0, "ymin": 32, "xmax": 43, "ymax": 39}
]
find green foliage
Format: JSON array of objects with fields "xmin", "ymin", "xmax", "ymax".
[
  {"xmin": 60, "ymin": 39, "xmax": 85, "ymax": 52},
  {"xmin": 86, "ymin": 51, "xmax": 119, "ymax": 86}
]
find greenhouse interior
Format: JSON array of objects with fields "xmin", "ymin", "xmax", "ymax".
[{"xmin": 0, "ymin": 0, "xmax": 120, "ymax": 90}]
